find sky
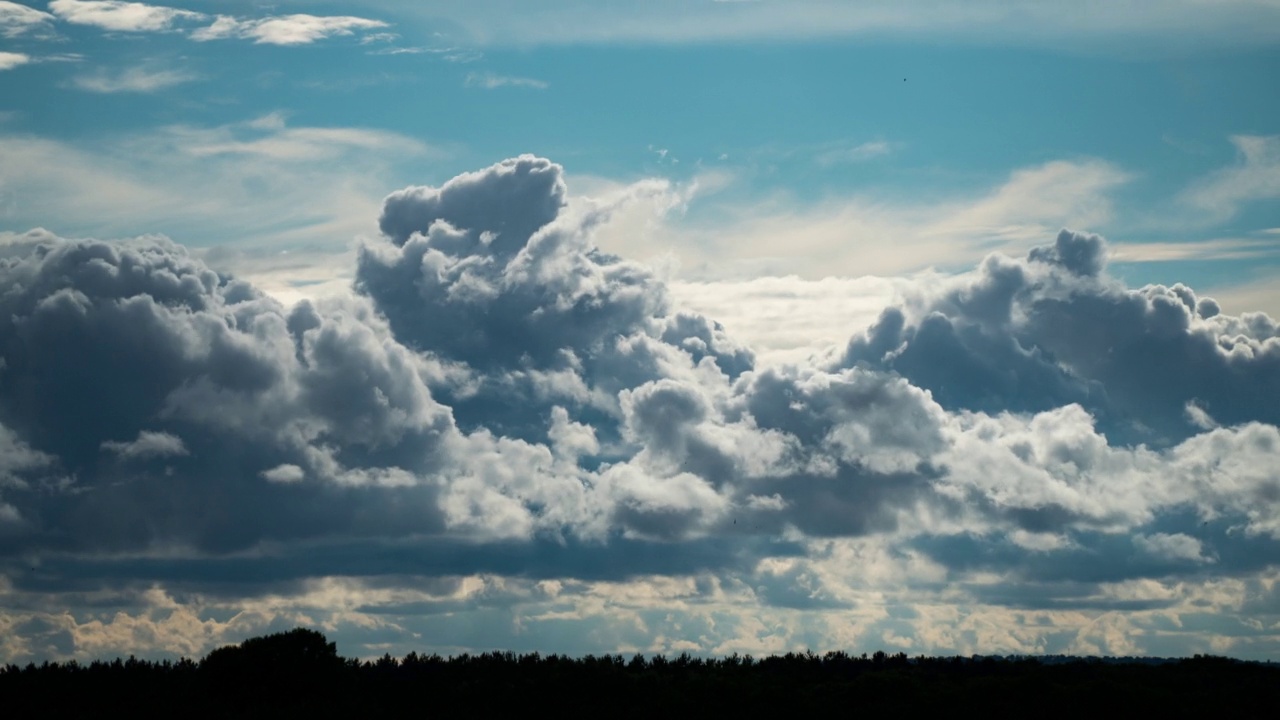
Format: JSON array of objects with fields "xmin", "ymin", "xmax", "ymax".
[{"xmin": 0, "ymin": 0, "xmax": 1279, "ymax": 663}]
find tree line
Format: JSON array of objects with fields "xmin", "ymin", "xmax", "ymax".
[{"xmin": 3, "ymin": 628, "xmax": 1277, "ymax": 717}]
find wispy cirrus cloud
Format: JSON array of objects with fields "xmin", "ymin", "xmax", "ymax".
[
  {"xmin": 0, "ymin": 113, "xmax": 429, "ymax": 249},
  {"xmin": 465, "ymin": 71, "xmax": 548, "ymax": 89},
  {"xmin": 1108, "ymin": 237, "xmax": 1280, "ymax": 263},
  {"xmin": 0, "ymin": 1, "xmax": 54, "ymax": 37},
  {"xmin": 654, "ymin": 158, "xmax": 1130, "ymax": 280},
  {"xmin": 378, "ymin": 0, "xmax": 1280, "ymax": 50},
  {"xmin": 814, "ymin": 140, "xmax": 894, "ymax": 166},
  {"xmin": 1182, "ymin": 135, "xmax": 1280, "ymax": 222},
  {"xmin": 69, "ymin": 64, "xmax": 198, "ymax": 93}
]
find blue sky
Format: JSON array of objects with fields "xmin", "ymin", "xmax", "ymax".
[{"xmin": 1, "ymin": 1, "xmax": 1279, "ymax": 662}]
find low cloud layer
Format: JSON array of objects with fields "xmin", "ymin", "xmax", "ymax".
[{"xmin": 1, "ymin": 157, "xmax": 1277, "ymax": 663}]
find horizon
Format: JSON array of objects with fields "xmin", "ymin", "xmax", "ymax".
[{"xmin": 1, "ymin": 0, "xmax": 1279, "ymax": 664}]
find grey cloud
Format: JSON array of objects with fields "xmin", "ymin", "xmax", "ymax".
[
  {"xmin": 0, "ymin": 234, "xmax": 459, "ymax": 559},
  {"xmin": 357, "ymin": 155, "xmax": 751, "ymax": 459},
  {"xmin": 2, "ymin": 159, "xmax": 1280, "ymax": 662},
  {"xmin": 101, "ymin": 430, "xmax": 188, "ymax": 460},
  {"xmin": 843, "ymin": 229, "xmax": 1280, "ymax": 446}
]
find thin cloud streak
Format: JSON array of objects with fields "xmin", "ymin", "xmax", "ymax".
[
  {"xmin": 69, "ymin": 65, "xmax": 198, "ymax": 93},
  {"xmin": 465, "ymin": 71, "xmax": 548, "ymax": 89},
  {"xmin": 379, "ymin": 0, "xmax": 1280, "ymax": 50}
]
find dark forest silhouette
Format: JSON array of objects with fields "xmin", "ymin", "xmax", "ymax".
[{"xmin": 3, "ymin": 628, "xmax": 1278, "ymax": 717}]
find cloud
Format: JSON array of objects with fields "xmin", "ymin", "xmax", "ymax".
[
  {"xmin": 1183, "ymin": 135, "xmax": 1280, "ymax": 222},
  {"xmin": 842, "ymin": 229, "xmax": 1280, "ymax": 445},
  {"xmin": 666, "ymin": 159, "xmax": 1129, "ymax": 279},
  {"xmin": 379, "ymin": 0, "xmax": 1280, "ymax": 50},
  {"xmin": 464, "ymin": 71, "xmax": 549, "ymax": 90},
  {"xmin": 0, "ymin": 115, "xmax": 426, "ymax": 251},
  {"xmin": 0, "ymin": 51, "xmax": 31, "ymax": 71},
  {"xmin": 669, "ymin": 275, "xmax": 918, "ymax": 367},
  {"xmin": 815, "ymin": 141, "xmax": 893, "ymax": 166},
  {"xmin": 43, "ymin": 1, "xmax": 388, "ymax": 45},
  {"xmin": 0, "ymin": 2, "xmax": 54, "ymax": 38},
  {"xmin": 48, "ymin": 0, "xmax": 204, "ymax": 32},
  {"xmin": 1107, "ymin": 237, "xmax": 1280, "ymax": 263},
  {"xmin": 101, "ymin": 431, "xmax": 188, "ymax": 461},
  {"xmin": 191, "ymin": 14, "xmax": 388, "ymax": 45},
  {"xmin": 1, "ymin": 157, "xmax": 1279, "ymax": 663},
  {"xmin": 69, "ymin": 65, "xmax": 198, "ymax": 93}
]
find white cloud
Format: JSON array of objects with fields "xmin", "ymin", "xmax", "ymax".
[
  {"xmin": 0, "ymin": 51, "xmax": 30, "ymax": 71},
  {"xmin": 0, "ymin": 1, "xmax": 54, "ymax": 38},
  {"xmin": 1107, "ymin": 237, "xmax": 1280, "ymax": 262},
  {"xmin": 261, "ymin": 464, "xmax": 306, "ymax": 484},
  {"xmin": 663, "ymin": 159, "xmax": 1129, "ymax": 280},
  {"xmin": 101, "ymin": 430, "xmax": 188, "ymax": 461},
  {"xmin": 1183, "ymin": 135, "xmax": 1280, "ymax": 221},
  {"xmin": 1134, "ymin": 533, "xmax": 1212, "ymax": 563},
  {"xmin": 0, "ymin": 114, "xmax": 429, "ymax": 251},
  {"xmin": 49, "ymin": 0, "xmax": 204, "ymax": 32},
  {"xmin": 669, "ymin": 275, "xmax": 912, "ymax": 367},
  {"xmin": 1184, "ymin": 400, "xmax": 1219, "ymax": 431},
  {"xmin": 70, "ymin": 65, "xmax": 198, "ymax": 93},
  {"xmin": 815, "ymin": 140, "xmax": 893, "ymax": 166},
  {"xmin": 191, "ymin": 13, "xmax": 387, "ymax": 45},
  {"xmin": 464, "ymin": 71, "xmax": 548, "ymax": 89}
]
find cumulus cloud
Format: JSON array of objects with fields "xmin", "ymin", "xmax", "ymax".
[
  {"xmin": 1, "ymin": 157, "xmax": 1278, "ymax": 663},
  {"xmin": 842, "ymin": 229, "xmax": 1280, "ymax": 445}
]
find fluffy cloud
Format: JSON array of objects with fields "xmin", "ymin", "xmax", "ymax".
[
  {"xmin": 49, "ymin": 0, "xmax": 204, "ymax": 32},
  {"xmin": 842, "ymin": 229, "xmax": 1280, "ymax": 445},
  {"xmin": 1, "ymin": 157, "xmax": 1278, "ymax": 663},
  {"xmin": 0, "ymin": 51, "xmax": 30, "ymax": 71},
  {"xmin": 42, "ymin": 1, "xmax": 387, "ymax": 45},
  {"xmin": 191, "ymin": 14, "xmax": 388, "ymax": 45}
]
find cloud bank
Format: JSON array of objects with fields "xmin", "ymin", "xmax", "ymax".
[{"xmin": 1, "ymin": 156, "xmax": 1278, "ymax": 663}]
